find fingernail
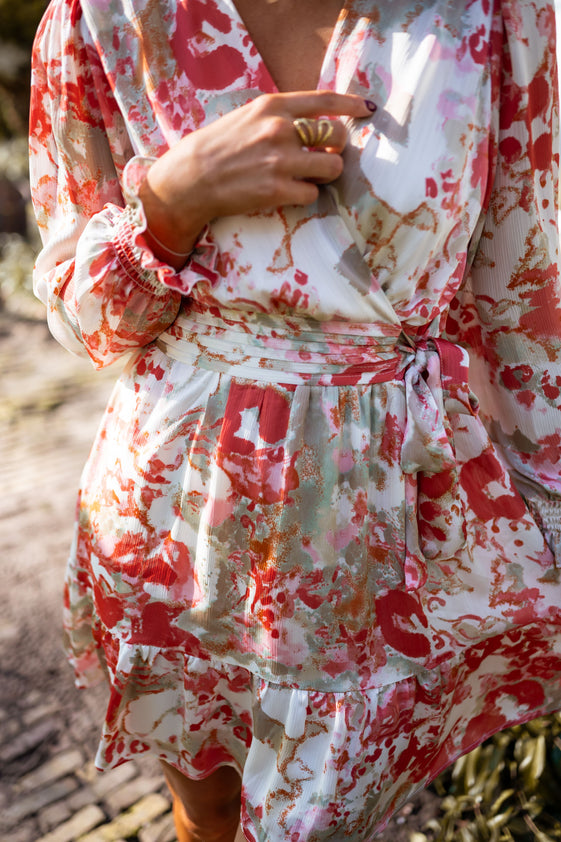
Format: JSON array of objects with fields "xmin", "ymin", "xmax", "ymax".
[{"xmin": 364, "ymin": 99, "xmax": 377, "ymax": 112}]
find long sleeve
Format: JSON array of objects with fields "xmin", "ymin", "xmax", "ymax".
[
  {"xmin": 445, "ymin": 0, "xmax": 561, "ymax": 553},
  {"xmin": 29, "ymin": 0, "xmax": 182, "ymax": 368}
]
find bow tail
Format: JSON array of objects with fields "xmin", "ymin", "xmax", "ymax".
[
  {"xmin": 402, "ymin": 465, "xmax": 467, "ymax": 592},
  {"xmin": 400, "ymin": 344, "xmax": 467, "ymax": 590}
]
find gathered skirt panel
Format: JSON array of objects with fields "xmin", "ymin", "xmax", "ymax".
[{"xmin": 91, "ymin": 623, "xmax": 561, "ymax": 841}]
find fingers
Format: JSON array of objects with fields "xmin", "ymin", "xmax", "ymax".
[
  {"xmin": 256, "ymin": 89, "xmax": 373, "ymax": 155},
  {"xmin": 288, "ymin": 180, "xmax": 321, "ymax": 206},
  {"xmin": 290, "ymin": 149, "xmax": 344, "ymax": 183},
  {"xmin": 261, "ymin": 90, "xmax": 375, "ymax": 120}
]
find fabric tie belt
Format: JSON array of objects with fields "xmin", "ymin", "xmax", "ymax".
[{"xmin": 157, "ymin": 305, "xmax": 474, "ymax": 587}]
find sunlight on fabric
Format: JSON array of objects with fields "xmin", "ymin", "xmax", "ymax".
[{"xmin": 375, "ymin": 30, "xmax": 436, "ymax": 164}]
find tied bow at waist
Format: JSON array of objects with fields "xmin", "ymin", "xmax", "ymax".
[
  {"xmin": 397, "ymin": 336, "xmax": 470, "ymax": 590},
  {"xmin": 156, "ymin": 307, "xmax": 475, "ymax": 587}
]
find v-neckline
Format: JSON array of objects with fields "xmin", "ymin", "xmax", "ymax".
[{"xmin": 223, "ymin": 0, "xmax": 351, "ymax": 94}]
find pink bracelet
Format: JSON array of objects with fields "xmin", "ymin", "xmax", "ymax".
[{"xmin": 146, "ymin": 225, "xmax": 193, "ymax": 259}]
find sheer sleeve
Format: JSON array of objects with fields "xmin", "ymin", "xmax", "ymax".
[
  {"xmin": 445, "ymin": 0, "xmax": 561, "ymax": 556},
  {"xmin": 29, "ymin": 0, "xmax": 182, "ymax": 369}
]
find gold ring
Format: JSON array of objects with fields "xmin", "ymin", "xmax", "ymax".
[{"xmin": 293, "ymin": 118, "xmax": 335, "ymax": 148}]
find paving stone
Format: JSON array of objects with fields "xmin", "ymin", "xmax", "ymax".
[
  {"xmin": 38, "ymin": 800, "xmax": 72, "ymax": 833},
  {"xmin": 24, "ymin": 689, "xmax": 43, "ymax": 707},
  {"xmin": 78, "ymin": 794, "xmax": 170, "ymax": 841},
  {"xmin": 56, "ymin": 731, "xmax": 75, "ymax": 752},
  {"xmin": 138, "ymin": 811, "xmax": 177, "ymax": 842},
  {"xmin": 77, "ymin": 760, "xmax": 101, "ymax": 785},
  {"xmin": 66, "ymin": 783, "xmax": 97, "ymax": 812},
  {"xmin": 68, "ymin": 707, "xmax": 100, "ymax": 744},
  {"xmin": 2, "ymin": 775, "xmax": 79, "ymax": 827},
  {"xmin": 23, "ymin": 702, "xmax": 61, "ymax": 727},
  {"xmin": 90, "ymin": 762, "xmax": 138, "ymax": 798},
  {"xmin": 17, "ymin": 748, "xmax": 84, "ymax": 792},
  {"xmin": 35, "ymin": 804, "xmax": 106, "ymax": 842},
  {"xmin": 0, "ymin": 715, "xmax": 22, "ymax": 744},
  {"xmin": 0, "ymin": 717, "xmax": 59, "ymax": 763},
  {"xmin": 0, "ymin": 619, "xmax": 18, "ymax": 643},
  {"xmin": 0, "ymin": 819, "xmax": 39, "ymax": 842},
  {"xmin": 138, "ymin": 753, "xmax": 163, "ymax": 777},
  {"xmin": 104, "ymin": 774, "xmax": 167, "ymax": 817}
]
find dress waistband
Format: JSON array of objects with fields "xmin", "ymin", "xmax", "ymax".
[{"xmin": 157, "ymin": 304, "xmax": 417, "ymax": 386}]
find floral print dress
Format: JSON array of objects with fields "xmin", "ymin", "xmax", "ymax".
[{"xmin": 30, "ymin": 0, "xmax": 561, "ymax": 839}]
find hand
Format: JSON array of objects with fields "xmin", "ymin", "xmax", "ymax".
[{"xmin": 139, "ymin": 90, "xmax": 374, "ymax": 268}]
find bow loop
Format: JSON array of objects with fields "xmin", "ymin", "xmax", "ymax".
[
  {"xmin": 400, "ymin": 342, "xmax": 456, "ymax": 476},
  {"xmin": 398, "ymin": 338, "xmax": 467, "ymax": 582}
]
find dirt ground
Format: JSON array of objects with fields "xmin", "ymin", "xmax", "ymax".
[{"xmin": 0, "ymin": 299, "xmax": 442, "ymax": 841}]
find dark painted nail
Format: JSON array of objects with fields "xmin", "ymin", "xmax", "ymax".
[{"xmin": 364, "ymin": 99, "xmax": 377, "ymax": 112}]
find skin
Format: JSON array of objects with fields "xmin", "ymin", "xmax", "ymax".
[
  {"xmin": 234, "ymin": 0, "xmax": 346, "ymax": 92},
  {"xmin": 160, "ymin": 761, "xmax": 243, "ymax": 842},
  {"xmin": 148, "ymin": 3, "xmax": 363, "ymax": 840}
]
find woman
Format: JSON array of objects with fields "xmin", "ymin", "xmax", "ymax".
[{"xmin": 29, "ymin": 0, "xmax": 561, "ymax": 840}]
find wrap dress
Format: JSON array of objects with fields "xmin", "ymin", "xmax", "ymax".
[{"xmin": 30, "ymin": 0, "xmax": 561, "ymax": 838}]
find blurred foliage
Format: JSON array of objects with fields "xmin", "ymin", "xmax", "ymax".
[
  {"xmin": 413, "ymin": 715, "xmax": 561, "ymax": 842},
  {"xmin": 0, "ymin": 0, "xmax": 50, "ymax": 45},
  {"xmin": 0, "ymin": 0, "xmax": 50, "ymax": 137},
  {"xmin": 0, "ymin": 137, "xmax": 39, "ymax": 307},
  {"xmin": 0, "ymin": 232, "xmax": 37, "ymax": 303},
  {"xmin": 0, "ymin": 135, "xmax": 29, "ymax": 183}
]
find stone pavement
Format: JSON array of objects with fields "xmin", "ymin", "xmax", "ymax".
[{"xmin": 0, "ymin": 693, "xmax": 176, "ymax": 842}]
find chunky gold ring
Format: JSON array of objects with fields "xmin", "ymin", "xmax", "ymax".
[{"xmin": 293, "ymin": 118, "xmax": 335, "ymax": 148}]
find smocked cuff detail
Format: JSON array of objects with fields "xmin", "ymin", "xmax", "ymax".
[
  {"xmin": 114, "ymin": 205, "xmax": 172, "ymax": 296},
  {"xmin": 120, "ymin": 155, "xmax": 220, "ymax": 295}
]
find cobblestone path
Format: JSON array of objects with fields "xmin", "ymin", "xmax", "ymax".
[{"xmin": 0, "ymin": 304, "xmax": 177, "ymax": 842}]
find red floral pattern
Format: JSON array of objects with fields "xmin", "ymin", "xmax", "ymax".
[{"xmin": 29, "ymin": 0, "xmax": 561, "ymax": 838}]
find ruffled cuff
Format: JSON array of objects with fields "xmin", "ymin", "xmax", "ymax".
[
  {"xmin": 524, "ymin": 495, "xmax": 561, "ymax": 561},
  {"xmin": 117, "ymin": 155, "xmax": 220, "ymax": 295}
]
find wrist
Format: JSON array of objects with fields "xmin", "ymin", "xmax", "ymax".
[
  {"xmin": 142, "ymin": 226, "xmax": 194, "ymax": 271},
  {"xmin": 139, "ymin": 167, "xmax": 210, "ymax": 269}
]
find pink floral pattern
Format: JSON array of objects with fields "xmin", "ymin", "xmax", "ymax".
[{"xmin": 30, "ymin": 0, "xmax": 561, "ymax": 838}]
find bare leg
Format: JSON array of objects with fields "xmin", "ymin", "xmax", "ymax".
[
  {"xmin": 160, "ymin": 760, "xmax": 242, "ymax": 842},
  {"xmin": 234, "ymin": 825, "xmax": 248, "ymax": 842}
]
